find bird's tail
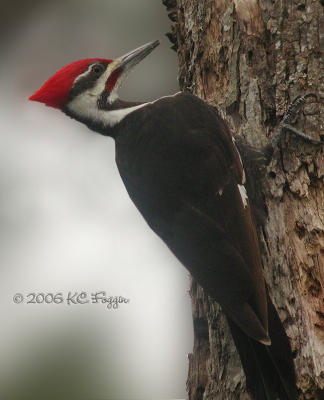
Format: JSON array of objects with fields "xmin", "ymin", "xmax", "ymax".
[{"xmin": 227, "ymin": 294, "xmax": 297, "ymax": 400}]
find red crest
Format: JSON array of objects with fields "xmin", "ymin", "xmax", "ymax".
[{"xmin": 29, "ymin": 58, "xmax": 112, "ymax": 109}]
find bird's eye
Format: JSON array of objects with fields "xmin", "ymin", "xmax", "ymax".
[{"xmin": 92, "ymin": 64, "xmax": 104, "ymax": 74}]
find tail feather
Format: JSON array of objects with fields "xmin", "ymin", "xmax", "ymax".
[{"xmin": 227, "ymin": 294, "xmax": 297, "ymax": 400}]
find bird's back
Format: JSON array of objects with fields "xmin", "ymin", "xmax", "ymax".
[{"xmin": 114, "ymin": 92, "xmax": 269, "ymax": 343}]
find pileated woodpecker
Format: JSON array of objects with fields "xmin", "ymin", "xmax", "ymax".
[{"xmin": 30, "ymin": 40, "xmax": 311, "ymax": 400}]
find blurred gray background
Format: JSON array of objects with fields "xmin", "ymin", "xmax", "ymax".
[{"xmin": 0, "ymin": 1, "xmax": 193, "ymax": 399}]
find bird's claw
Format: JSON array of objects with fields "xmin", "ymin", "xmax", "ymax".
[
  {"xmin": 280, "ymin": 123, "xmax": 323, "ymax": 146},
  {"xmin": 271, "ymin": 93, "xmax": 322, "ymax": 149},
  {"xmin": 281, "ymin": 93, "xmax": 317, "ymax": 126}
]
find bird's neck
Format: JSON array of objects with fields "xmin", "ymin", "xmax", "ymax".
[
  {"xmin": 63, "ymin": 96, "xmax": 148, "ymax": 137},
  {"xmin": 107, "ymin": 99, "xmax": 145, "ymax": 109}
]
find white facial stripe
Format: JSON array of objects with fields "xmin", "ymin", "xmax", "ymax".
[
  {"xmin": 104, "ymin": 104, "xmax": 148, "ymax": 125},
  {"xmin": 106, "ymin": 65, "xmax": 135, "ymax": 104},
  {"xmin": 88, "ymin": 60, "xmax": 119, "ymax": 96},
  {"xmin": 68, "ymin": 92, "xmax": 183, "ymax": 128},
  {"xmin": 151, "ymin": 92, "xmax": 181, "ymax": 103},
  {"xmin": 73, "ymin": 64, "xmax": 94, "ymax": 86},
  {"xmin": 67, "ymin": 93, "xmax": 148, "ymax": 127},
  {"xmin": 238, "ymin": 184, "xmax": 248, "ymax": 208}
]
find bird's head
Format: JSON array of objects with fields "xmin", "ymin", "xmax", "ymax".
[{"xmin": 29, "ymin": 40, "xmax": 160, "ymax": 127}]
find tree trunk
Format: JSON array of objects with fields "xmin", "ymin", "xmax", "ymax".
[{"xmin": 163, "ymin": 0, "xmax": 324, "ymax": 399}]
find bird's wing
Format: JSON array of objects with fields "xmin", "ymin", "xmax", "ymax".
[{"xmin": 116, "ymin": 92, "xmax": 269, "ymax": 342}]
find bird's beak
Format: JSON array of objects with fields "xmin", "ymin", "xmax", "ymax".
[
  {"xmin": 92, "ymin": 40, "xmax": 160, "ymax": 99},
  {"xmin": 114, "ymin": 40, "xmax": 160, "ymax": 73}
]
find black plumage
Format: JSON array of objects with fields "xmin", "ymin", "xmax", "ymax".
[
  {"xmin": 112, "ymin": 93, "xmax": 269, "ymax": 341},
  {"xmin": 65, "ymin": 91, "xmax": 297, "ymax": 399},
  {"xmin": 107, "ymin": 92, "xmax": 297, "ymax": 399},
  {"xmin": 31, "ymin": 42, "xmax": 298, "ymax": 399}
]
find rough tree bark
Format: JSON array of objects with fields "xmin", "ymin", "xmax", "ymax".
[{"xmin": 163, "ymin": 1, "xmax": 324, "ymax": 399}]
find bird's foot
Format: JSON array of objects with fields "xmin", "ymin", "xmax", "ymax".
[
  {"xmin": 278, "ymin": 123, "xmax": 322, "ymax": 146},
  {"xmin": 271, "ymin": 93, "xmax": 323, "ymax": 150}
]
